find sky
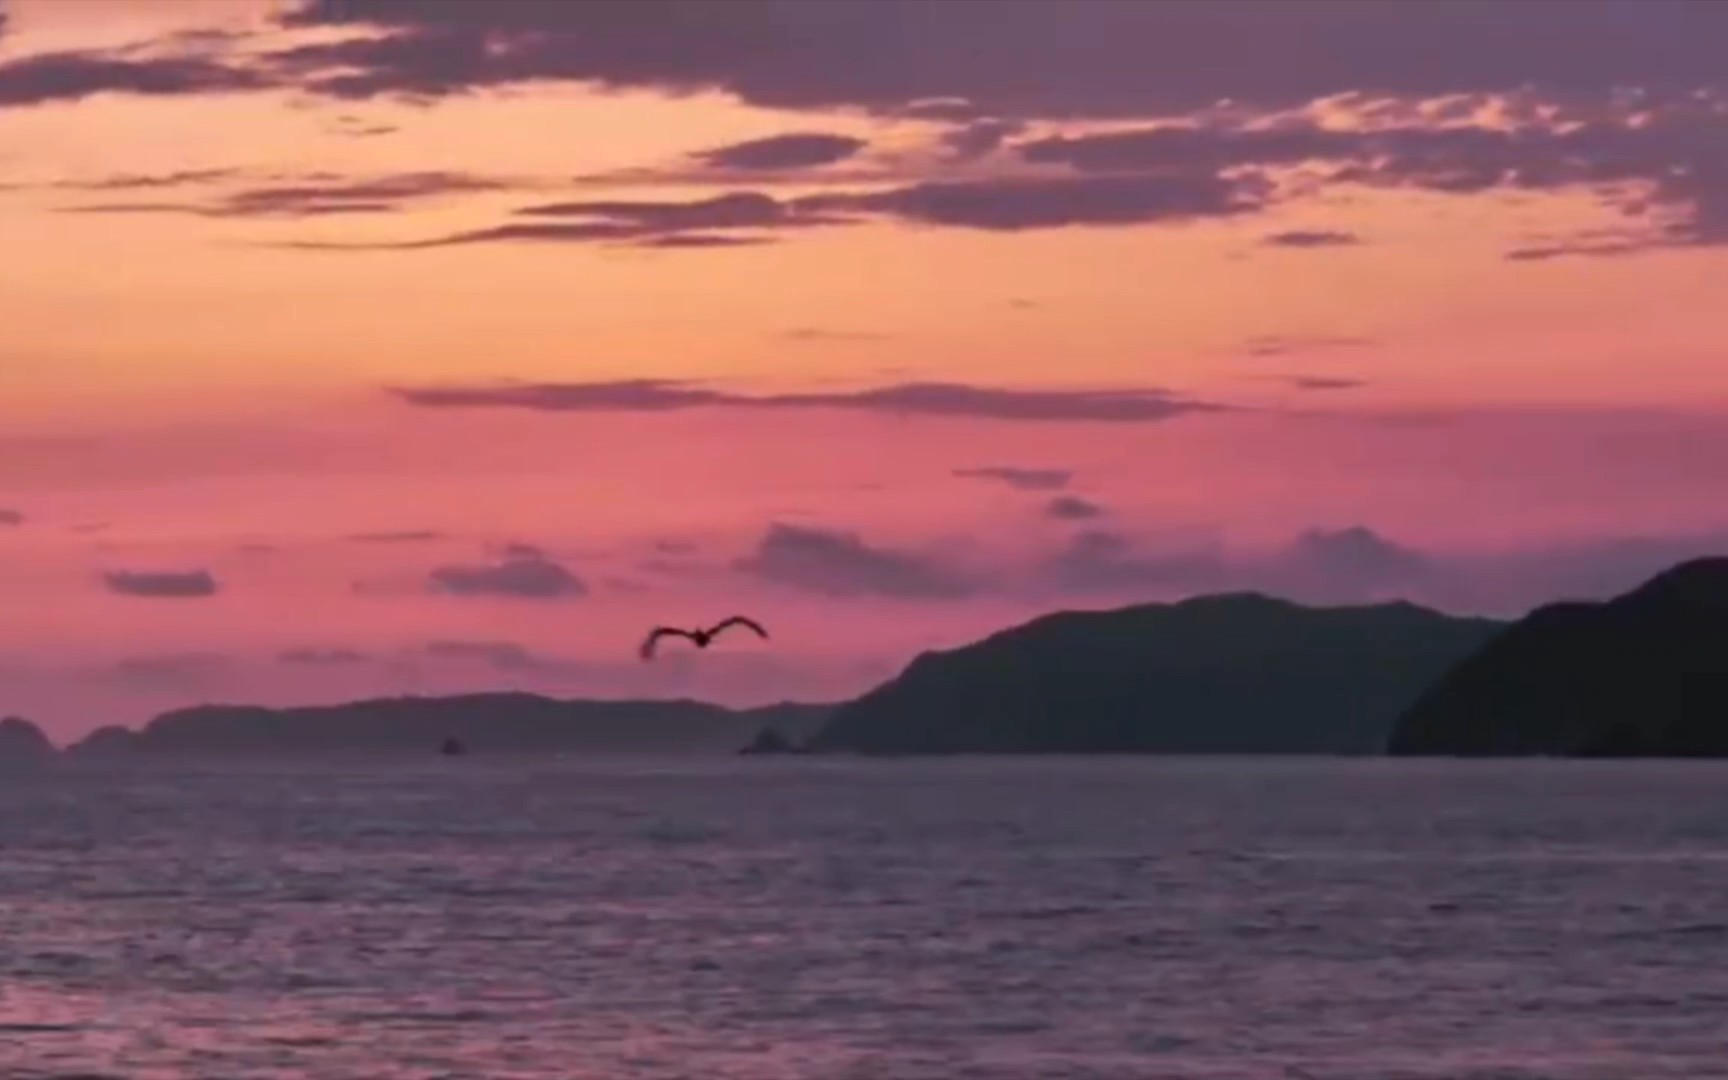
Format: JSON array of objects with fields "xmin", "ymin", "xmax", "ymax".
[{"xmin": 4, "ymin": 0, "xmax": 1728, "ymax": 739}]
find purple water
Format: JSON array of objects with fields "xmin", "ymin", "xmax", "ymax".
[{"xmin": 1, "ymin": 756, "xmax": 1726, "ymax": 1079}]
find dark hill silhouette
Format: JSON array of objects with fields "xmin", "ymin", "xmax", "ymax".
[
  {"xmin": 1388, "ymin": 557, "xmax": 1728, "ymax": 756},
  {"xmin": 807, "ymin": 593, "xmax": 1501, "ymax": 755},
  {"xmin": 0, "ymin": 716, "xmax": 54, "ymax": 763},
  {"xmin": 738, "ymin": 726, "xmax": 800, "ymax": 755},
  {"xmin": 65, "ymin": 693, "xmax": 833, "ymax": 757}
]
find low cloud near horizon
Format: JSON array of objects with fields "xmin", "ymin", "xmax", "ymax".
[
  {"xmin": 101, "ymin": 569, "xmax": 220, "ymax": 598},
  {"xmin": 426, "ymin": 550, "xmax": 588, "ymax": 600},
  {"xmin": 392, "ymin": 379, "xmax": 1228, "ymax": 424}
]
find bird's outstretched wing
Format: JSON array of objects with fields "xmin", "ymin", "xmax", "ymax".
[
  {"xmin": 708, "ymin": 615, "xmax": 769, "ymax": 641},
  {"xmin": 640, "ymin": 626, "xmax": 696, "ymax": 660}
]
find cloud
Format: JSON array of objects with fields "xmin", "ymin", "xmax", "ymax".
[
  {"xmin": 426, "ymin": 549, "xmax": 588, "ymax": 599},
  {"xmin": 0, "ymin": 49, "xmax": 267, "ymax": 109},
  {"xmin": 1044, "ymin": 495, "xmax": 1107, "ymax": 520},
  {"xmin": 1041, "ymin": 529, "xmax": 1230, "ymax": 595},
  {"xmin": 296, "ymin": 171, "xmax": 1266, "ymax": 251},
  {"xmin": 952, "ymin": 465, "xmax": 1073, "ymax": 491},
  {"xmin": 421, "ymin": 639, "xmax": 582, "ymax": 674},
  {"xmin": 1503, "ymin": 239, "xmax": 1651, "ymax": 262},
  {"xmin": 61, "ymin": 171, "xmax": 505, "ymax": 219},
  {"xmin": 391, "ymin": 377, "xmax": 1229, "ymax": 424},
  {"xmin": 517, "ymin": 191, "xmax": 806, "ymax": 229},
  {"xmin": 1029, "ymin": 523, "xmax": 1436, "ymax": 603},
  {"xmin": 329, "ymin": 114, "xmax": 398, "ymax": 138},
  {"xmin": 1020, "ymin": 109, "xmax": 1728, "ymax": 254},
  {"xmin": 347, "ymin": 529, "xmax": 444, "ymax": 543},
  {"xmin": 101, "ymin": 569, "xmax": 219, "ymax": 598},
  {"xmin": 1026, "ymin": 522, "xmax": 1662, "ymax": 610},
  {"xmin": 1238, "ymin": 334, "xmax": 1375, "ymax": 357},
  {"xmin": 56, "ymin": 168, "xmax": 239, "ymax": 191},
  {"xmin": 272, "ymin": 1, "xmax": 1728, "ymax": 118},
  {"xmin": 797, "ymin": 172, "xmax": 1264, "ymax": 230},
  {"xmin": 1278, "ymin": 525, "xmax": 1431, "ymax": 599},
  {"xmin": 692, "ymin": 132, "xmax": 867, "ymax": 170},
  {"xmin": 1284, "ymin": 376, "xmax": 1367, "ymax": 391},
  {"xmin": 103, "ymin": 652, "xmax": 231, "ymax": 690},
  {"xmin": 634, "ymin": 232, "xmax": 771, "ymax": 249},
  {"xmin": 1263, "ymin": 229, "xmax": 1360, "ymax": 248},
  {"xmin": 278, "ymin": 647, "xmax": 371, "ymax": 665},
  {"xmin": 0, "ymin": 508, "xmax": 22, "ymax": 526},
  {"xmin": 941, "ymin": 118, "xmax": 1027, "ymax": 161},
  {"xmin": 782, "ymin": 327, "xmax": 891, "ymax": 342},
  {"xmin": 734, "ymin": 522, "xmax": 977, "ymax": 599},
  {"xmin": 292, "ymin": 190, "xmax": 837, "ymax": 249},
  {"xmin": 9, "ymin": 0, "xmax": 1726, "ymax": 265}
]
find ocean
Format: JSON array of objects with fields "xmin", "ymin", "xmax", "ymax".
[{"xmin": 1, "ymin": 756, "xmax": 1725, "ymax": 1079}]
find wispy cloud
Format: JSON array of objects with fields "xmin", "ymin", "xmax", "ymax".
[
  {"xmin": 101, "ymin": 569, "xmax": 219, "ymax": 598},
  {"xmin": 1238, "ymin": 335, "xmax": 1375, "ymax": 357},
  {"xmin": 61, "ymin": 171, "xmax": 507, "ymax": 219},
  {"xmin": 421, "ymin": 639, "xmax": 583, "ymax": 674},
  {"xmin": 102, "ymin": 652, "xmax": 231, "ymax": 690},
  {"xmin": 734, "ymin": 522, "xmax": 977, "ymax": 599},
  {"xmin": 426, "ymin": 549, "xmax": 588, "ymax": 600},
  {"xmin": 390, "ymin": 378, "xmax": 1230, "ymax": 424},
  {"xmin": 55, "ymin": 168, "xmax": 239, "ymax": 191},
  {"xmin": 798, "ymin": 172, "xmax": 1264, "ymax": 231},
  {"xmin": 782, "ymin": 327, "xmax": 892, "ymax": 342},
  {"xmin": 692, "ymin": 132, "xmax": 868, "ymax": 170},
  {"xmin": 347, "ymin": 529, "xmax": 444, "ymax": 544},
  {"xmin": 278, "ymin": 647, "xmax": 371, "ymax": 665},
  {"xmin": 1262, "ymin": 229, "xmax": 1360, "ymax": 248},
  {"xmin": 286, "ymin": 171, "xmax": 1266, "ymax": 251},
  {"xmin": 1044, "ymin": 495, "xmax": 1107, "ymax": 520},
  {"xmin": 952, "ymin": 465, "xmax": 1073, "ymax": 490}
]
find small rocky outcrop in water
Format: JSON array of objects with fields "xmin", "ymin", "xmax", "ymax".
[
  {"xmin": 0, "ymin": 716, "xmax": 54, "ymax": 762},
  {"xmin": 738, "ymin": 727, "xmax": 798, "ymax": 755},
  {"xmin": 1388, "ymin": 557, "xmax": 1728, "ymax": 757}
]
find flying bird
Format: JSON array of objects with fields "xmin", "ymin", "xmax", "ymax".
[{"xmin": 639, "ymin": 615, "xmax": 769, "ymax": 660}]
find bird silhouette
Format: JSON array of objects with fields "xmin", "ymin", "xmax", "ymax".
[{"xmin": 640, "ymin": 615, "xmax": 769, "ymax": 660}]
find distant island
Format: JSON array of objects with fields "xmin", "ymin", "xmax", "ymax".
[
  {"xmin": 13, "ymin": 558, "xmax": 1728, "ymax": 760},
  {"xmin": 808, "ymin": 593, "xmax": 1502, "ymax": 755},
  {"xmin": 66, "ymin": 694, "xmax": 832, "ymax": 758},
  {"xmin": 1388, "ymin": 557, "xmax": 1728, "ymax": 757}
]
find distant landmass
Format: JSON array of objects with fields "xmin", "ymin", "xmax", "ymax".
[
  {"xmin": 1388, "ymin": 558, "xmax": 1728, "ymax": 757},
  {"xmin": 806, "ymin": 593, "xmax": 1502, "ymax": 755},
  {"xmin": 66, "ymin": 694, "xmax": 833, "ymax": 757},
  {"xmin": 0, "ymin": 716, "xmax": 54, "ymax": 764},
  {"xmin": 20, "ymin": 559, "xmax": 1727, "ymax": 760}
]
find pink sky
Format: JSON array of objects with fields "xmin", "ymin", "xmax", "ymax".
[{"xmin": 3, "ymin": 0, "xmax": 1727, "ymax": 739}]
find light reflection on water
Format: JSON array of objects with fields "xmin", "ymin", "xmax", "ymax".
[{"xmin": 1, "ymin": 756, "xmax": 1726, "ymax": 1079}]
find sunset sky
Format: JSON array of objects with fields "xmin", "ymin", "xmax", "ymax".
[{"xmin": 4, "ymin": 0, "xmax": 1728, "ymax": 738}]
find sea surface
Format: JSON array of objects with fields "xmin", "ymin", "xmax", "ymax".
[{"xmin": 1, "ymin": 756, "xmax": 1726, "ymax": 1079}]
